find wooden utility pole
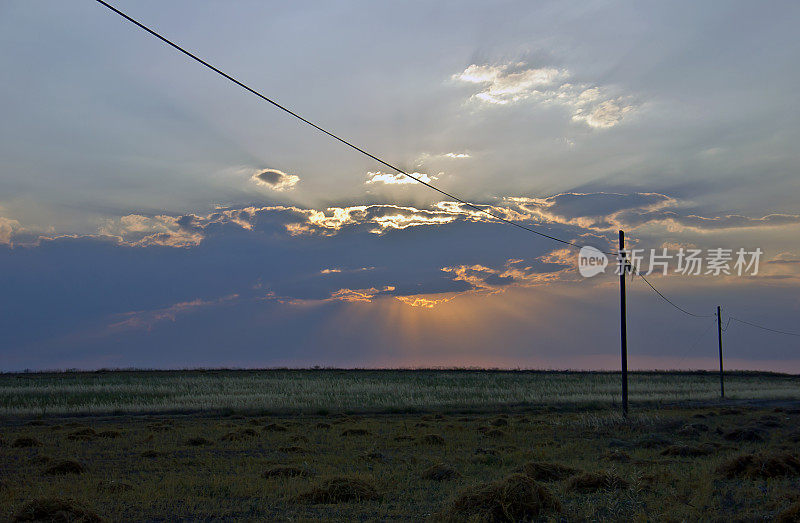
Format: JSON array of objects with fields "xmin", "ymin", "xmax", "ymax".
[
  {"xmin": 619, "ymin": 230, "xmax": 629, "ymax": 416},
  {"xmin": 717, "ymin": 305, "xmax": 724, "ymax": 398}
]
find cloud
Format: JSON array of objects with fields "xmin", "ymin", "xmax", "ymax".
[
  {"xmin": 107, "ymin": 294, "xmax": 239, "ymax": 332},
  {"xmin": 328, "ymin": 285, "xmax": 395, "ymax": 303},
  {"xmin": 454, "ymin": 62, "xmax": 636, "ymax": 128},
  {"xmin": 365, "ymin": 171, "xmax": 439, "ymax": 185},
  {"xmin": 0, "ymin": 216, "xmax": 22, "ymax": 246},
  {"xmin": 251, "ymin": 169, "xmax": 299, "ymax": 191},
  {"xmin": 454, "ymin": 63, "xmax": 567, "ymax": 104},
  {"xmin": 444, "ymin": 152, "xmax": 470, "ymax": 159},
  {"xmin": 7, "ymin": 191, "xmax": 797, "ymax": 252},
  {"xmin": 320, "ymin": 266, "xmax": 374, "ymax": 275}
]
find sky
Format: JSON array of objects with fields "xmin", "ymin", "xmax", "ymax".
[{"xmin": 1, "ymin": 0, "xmax": 799, "ymax": 371}]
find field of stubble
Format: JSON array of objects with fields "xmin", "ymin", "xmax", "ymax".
[{"xmin": 2, "ymin": 371, "xmax": 800, "ymax": 521}]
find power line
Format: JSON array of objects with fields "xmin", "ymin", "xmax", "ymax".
[
  {"xmin": 729, "ymin": 317, "xmax": 800, "ymax": 337},
  {"xmin": 94, "ymin": 0, "xmax": 612, "ymax": 255},
  {"xmin": 637, "ymin": 273, "xmax": 714, "ymax": 318}
]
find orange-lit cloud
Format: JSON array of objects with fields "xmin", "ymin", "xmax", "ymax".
[{"xmin": 329, "ymin": 285, "xmax": 395, "ymax": 303}]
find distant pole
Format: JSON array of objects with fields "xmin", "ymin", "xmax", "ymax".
[
  {"xmin": 717, "ymin": 305, "xmax": 724, "ymax": 398},
  {"xmin": 619, "ymin": 230, "xmax": 629, "ymax": 416}
]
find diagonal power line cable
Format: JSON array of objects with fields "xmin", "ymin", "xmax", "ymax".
[
  {"xmin": 729, "ymin": 317, "xmax": 800, "ymax": 337},
  {"xmin": 637, "ymin": 273, "xmax": 714, "ymax": 318},
  {"xmin": 94, "ymin": 0, "xmax": 612, "ymax": 255}
]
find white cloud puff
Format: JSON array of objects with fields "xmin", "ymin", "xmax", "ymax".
[
  {"xmin": 454, "ymin": 62, "xmax": 635, "ymax": 128},
  {"xmin": 365, "ymin": 171, "xmax": 438, "ymax": 185}
]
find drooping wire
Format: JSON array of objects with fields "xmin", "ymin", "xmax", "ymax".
[
  {"xmin": 729, "ymin": 317, "xmax": 800, "ymax": 337},
  {"xmin": 93, "ymin": 0, "xmax": 614, "ymax": 255},
  {"xmin": 636, "ymin": 272, "xmax": 714, "ymax": 318}
]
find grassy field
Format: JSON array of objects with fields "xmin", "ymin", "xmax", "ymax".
[
  {"xmin": 2, "ymin": 404, "xmax": 800, "ymax": 520},
  {"xmin": 2, "ymin": 370, "xmax": 800, "ymax": 521},
  {"xmin": 1, "ymin": 369, "xmax": 799, "ymax": 416}
]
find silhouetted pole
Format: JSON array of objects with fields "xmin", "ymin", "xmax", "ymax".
[
  {"xmin": 717, "ymin": 305, "xmax": 724, "ymax": 398},
  {"xmin": 619, "ymin": 230, "xmax": 629, "ymax": 416}
]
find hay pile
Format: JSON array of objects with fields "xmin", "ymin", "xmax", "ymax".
[
  {"xmin": 440, "ymin": 473, "xmax": 560, "ymax": 522},
  {"xmin": 776, "ymin": 501, "xmax": 800, "ymax": 523},
  {"xmin": 279, "ymin": 445, "xmax": 310, "ymax": 454},
  {"xmin": 12, "ymin": 437, "xmax": 42, "ymax": 448},
  {"xmin": 294, "ymin": 476, "xmax": 379, "ymax": 503},
  {"xmin": 340, "ymin": 428, "xmax": 371, "ymax": 436},
  {"xmin": 262, "ymin": 466, "xmax": 312, "ymax": 478},
  {"xmin": 263, "ymin": 423, "xmax": 288, "ymax": 432},
  {"xmin": 219, "ymin": 428, "xmax": 258, "ymax": 441},
  {"xmin": 660, "ymin": 444, "xmax": 716, "ymax": 457},
  {"xmin": 421, "ymin": 463, "xmax": 459, "ymax": 481},
  {"xmin": 722, "ymin": 427, "xmax": 764, "ymax": 442},
  {"xmin": 184, "ymin": 436, "xmax": 213, "ymax": 446},
  {"xmin": 67, "ymin": 428, "xmax": 97, "ymax": 441},
  {"xmin": 517, "ymin": 461, "xmax": 580, "ymax": 481},
  {"xmin": 604, "ymin": 450, "xmax": 632, "ymax": 462},
  {"xmin": 12, "ymin": 498, "xmax": 103, "ymax": 522},
  {"xmin": 43, "ymin": 459, "xmax": 85, "ymax": 476},
  {"xmin": 717, "ymin": 452, "xmax": 800, "ymax": 479},
  {"xmin": 566, "ymin": 472, "xmax": 629, "ymax": 492},
  {"xmin": 96, "ymin": 480, "xmax": 134, "ymax": 494},
  {"xmin": 418, "ymin": 434, "xmax": 446, "ymax": 445}
]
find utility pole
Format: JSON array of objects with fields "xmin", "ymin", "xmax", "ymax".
[
  {"xmin": 619, "ymin": 230, "xmax": 629, "ymax": 416},
  {"xmin": 717, "ymin": 305, "xmax": 724, "ymax": 398}
]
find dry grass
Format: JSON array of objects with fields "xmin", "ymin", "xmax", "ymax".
[
  {"xmin": 4, "ymin": 370, "xmax": 798, "ymax": 416},
  {"xmin": 717, "ymin": 452, "xmax": 800, "ymax": 479},
  {"xmin": 294, "ymin": 476, "xmax": 380, "ymax": 503},
  {"xmin": 440, "ymin": 473, "xmax": 561, "ymax": 522},
  {"xmin": 12, "ymin": 498, "xmax": 103, "ymax": 522}
]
